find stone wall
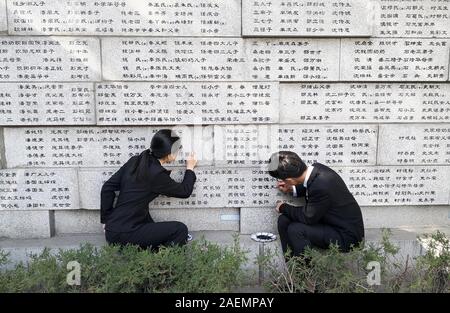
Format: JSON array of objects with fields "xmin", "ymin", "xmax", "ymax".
[{"xmin": 0, "ymin": 0, "xmax": 449, "ymax": 238}]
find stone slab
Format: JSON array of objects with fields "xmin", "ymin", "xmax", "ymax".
[
  {"xmin": 102, "ymin": 37, "xmax": 248, "ymax": 81},
  {"xmin": 241, "ymin": 205, "xmax": 450, "ymax": 235},
  {"xmin": 340, "ymin": 38, "xmax": 450, "ymax": 81},
  {"xmin": 42, "ymin": 164, "xmax": 450, "ymax": 216},
  {"xmin": 150, "ymin": 208, "xmax": 240, "ymax": 232},
  {"xmin": 78, "ymin": 167, "xmax": 228, "ymax": 209},
  {"xmin": 361, "ymin": 205, "xmax": 450, "ymax": 229},
  {"xmin": 378, "ymin": 124, "xmax": 450, "ymax": 165},
  {"xmin": 280, "ymin": 83, "xmax": 450, "ymax": 123},
  {"xmin": 233, "ymin": 166, "xmax": 450, "ymax": 208},
  {"xmin": 0, "ymin": 168, "xmax": 79, "ymax": 210},
  {"xmin": 336, "ymin": 166, "xmax": 450, "ymax": 206},
  {"xmin": 214, "ymin": 124, "xmax": 277, "ymax": 167},
  {"xmin": 54, "ymin": 208, "xmax": 240, "ymax": 234},
  {"xmin": 0, "ymin": 211, "xmax": 51, "ymax": 238},
  {"xmin": 240, "ymin": 207, "xmax": 278, "ymax": 235},
  {"xmin": 0, "ymin": 83, "xmax": 96, "ymax": 125},
  {"xmin": 96, "ymin": 82, "xmax": 279, "ymax": 125},
  {"xmin": 243, "ymin": 0, "xmax": 375, "ymax": 37},
  {"xmin": 78, "ymin": 166, "xmax": 290, "ymax": 210},
  {"xmin": 7, "ymin": 0, "xmax": 241, "ymax": 36},
  {"xmin": 54, "ymin": 210, "xmax": 103, "ymax": 235},
  {"xmin": 3, "ymin": 126, "xmax": 213, "ymax": 168},
  {"xmin": 244, "ymin": 38, "xmax": 340, "ymax": 81},
  {"xmin": 102, "ymin": 38, "xmax": 340, "ymax": 81},
  {"xmin": 372, "ymin": 0, "xmax": 450, "ymax": 38},
  {"xmin": 214, "ymin": 124, "xmax": 378, "ymax": 167},
  {"xmin": 0, "ymin": 0, "xmax": 6, "ymax": 32},
  {"xmin": 0, "ymin": 36, "xmax": 101, "ymax": 82},
  {"xmin": 77, "ymin": 168, "xmax": 117, "ymax": 210}
]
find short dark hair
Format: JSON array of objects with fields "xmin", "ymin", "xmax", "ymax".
[
  {"xmin": 267, "ymin": 151, "xmax": 307, "ymax": 180},
  {"xmin": 150, "ymin": 129, "xmax": 181, "ymax": 159},
  {"xmin": 130, "ymin": 129, "xmax": 181, "ymax": 182}
]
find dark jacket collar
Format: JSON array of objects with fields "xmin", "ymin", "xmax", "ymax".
[{"xmin": 306, "ymin": 163, "xmax": 322, "ymax": 188}]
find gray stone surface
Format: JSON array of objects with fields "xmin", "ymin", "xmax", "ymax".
[
  {"xmin": 336, "ymin": 166, "xmax": 450, "ymax": 206},
  {"xmin": 0, "ymin": 0, "xmax": 6, "ymax": 32},
  {"xmin": 240, "ymin": 206, "xmax": 450, "ymax": 235},
  {"xmin": 150, "ymin": 208, "xmax": 240, "ymax": 231},
  {"xmin": 78, "ymin": 167, "xmax": 229, "ymax": 209},
  {"xmin": 102, "ymin": 37, "xmax": 249, "ymax": 81},
  {"xmin": 79, "ymin": 164, "xmax": 450, "ymax": 210},
  {"xmin": 0, "ymin": 168, "xmax": 79, "ymax": 210},
  {"xmin": 372, "ymin": 0, "xmax": 450, "ymax": 38},
  {"xmin": 102, "ymin": 38, "xmax": 340, "ymax": 81},
  {"xmin": 0, "ymin": 210, "xmax": 51, "ymax": 238},
  {"xmin": 78, "ymin": 166, "xmax": 293, "ymax": 210},
  {"xmin": 1, "ymin": 3, "xmax": 450, "ymax": 241},
  {"xmin": 240, "ymin": 207, "xmax": 278, "ymax": 235},
  {"xmin": 378, "ymin": 124, "xmax": 450, "ymax": 165},
  {"xmin": 274, "ymin": 125, "xmax": 378, "ymax": 166},
  {"xmin": 55, "ymin": 210, "xmax": 103, "ymax": 235},
  {"xmin": 229, "ymin": 166, "xmax": 450, "ymax": 207},
  {"xmin": 96, "ymin": 82, "xmax": 279, "ymax": 125},
  {"xmin": 54, "ymin": 208, "xmax": 240, "ymax": 234},
  {"xmin": 340, "ymin": 39, "xmax": 450, "ymax": 81},
  {"xmin": 214, "ymin": 124, "xmax": 276, "ymax": 167},
  {"xmin": 7, "ymin": 0, "xmax": 241, "ymax": 36},
  {"xmin": 3, "ymin": 126, "xmax": 213, "ymax": 168},
  {"xmin": 243, "ymin": 0, "xmax": 375, "ymax": 37},
  {"xmin": 280, "ymin": 83, "xmax": 450, "ymax": 124},
  {"xmin": 244, "ymin": 39, "xmax": 340, "ymax": 81},
  {"xmin": 0, "ymin": 36, "xmax": 101, "ymax": 82},
  {"xmin": 77, "ymin": 169, "xmax": 117, "ymax": 210},
  {"xmin": 214, "ymin": 124, "xmax": 378, "ymax": 167},
  {"xmin": 0, "ymin": 83, "xmax": 96, "ymax": 125},
  {"xmin": 362, "ymin": 206, "xmax": 450, "ymax": 229}
]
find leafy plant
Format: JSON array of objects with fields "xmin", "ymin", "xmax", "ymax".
[
  {"xmin": 0, "ymin": 237, "xmax": 248, "ymax": 293},
  {"xmin": 258, "ymin": 229, "xmax": 449, "ymax": 293}
]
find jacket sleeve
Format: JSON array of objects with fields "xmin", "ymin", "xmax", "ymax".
[
  {"xmin": 280, "ymin": 187, "xmax": 331, "ymax": 225},
  {"xmin": 100, "ymin": 165, "xmax": 126, "ymax": 224},
  {"xmin": 152, "ymin": 169, "xmax": 196, "ymax": 199}
]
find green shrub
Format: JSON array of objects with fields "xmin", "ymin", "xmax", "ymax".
[
  {"xmin": 0, "ymin": 250, "xmax": 9, "ymax": 267},
  {"xmin": 410, "ymin": 231, "xmax": 450, "ymax": 293},
  {"xmin": 258, "ymin": 229, "xmax": 449, "ymax": 293},
  {"xmin": 0, "ymin": 237, "xmax": 247, "ymax": 293}
]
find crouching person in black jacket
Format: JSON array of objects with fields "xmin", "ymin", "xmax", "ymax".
[
  {"xmin": 268, "ymin": 151, "xmax": 365, "ymax": 258},
  {"xmin": 100, "ymin": 129, "xmax": 197, "ymax": 250}
]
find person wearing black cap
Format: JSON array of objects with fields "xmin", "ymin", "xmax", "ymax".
[
  {"xmin": 100, "ymin": 129, "xmax": 197, "ymax": 250},
  {"xmin": 268, "ymin": 151, "xmax": 364, "ymax": 258}
]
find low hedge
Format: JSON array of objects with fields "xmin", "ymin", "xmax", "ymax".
[{"xmin": 0, "ymin": 236, "xmax": 248, "ymax": 293}]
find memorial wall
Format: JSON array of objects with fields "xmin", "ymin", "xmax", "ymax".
[{"xmin": 0, "ymin": 0, "xmax": 449, "ymax": 238}]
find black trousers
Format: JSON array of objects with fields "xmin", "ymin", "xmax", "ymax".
[
  {"xmin": 105, "ymin": 221, "xmax": 188, "ymax": 250},
  {"xmin": 278, "ymin": 214, "xmax": 347, "ymax": 257}
]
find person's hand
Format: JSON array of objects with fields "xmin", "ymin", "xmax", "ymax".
[
  {"xmin": 186, "ymin": 152, "xmax": 197, "ymax": 170},
  {"xmin": 277, "ymin": 180, "xmax": 293, "ymax": 194},
  {"xmin": 275, "ymin": 200, "xmax": 285, "ymax": 213}
]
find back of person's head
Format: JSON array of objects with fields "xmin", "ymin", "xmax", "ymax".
[
  {"xmin": 150, "ymin": 129, "xmax": 181, "ymax": 159},
  {"xmin": 130, "ymin": 129, "xmax": 181, "ymax": 181},
  {"xmin": 267, "ymin": 151, "xmax": 307, "ymax": 180}
]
